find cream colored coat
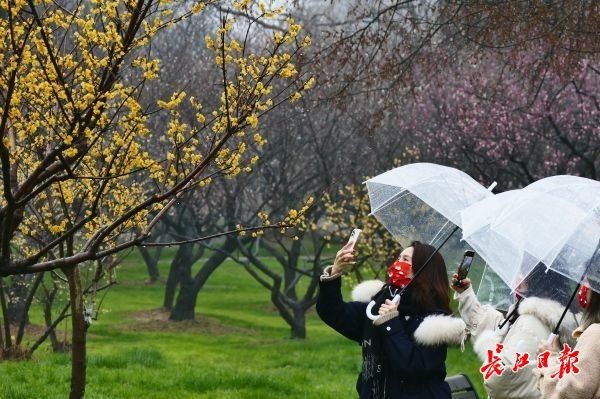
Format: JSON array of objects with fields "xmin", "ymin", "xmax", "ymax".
[
  {"xmin": 538, "ymin": 323, "xmax": 600, "ymax": 399},
  {"xmin": 455, "ymin": 287, "xmax": 578, "ymax": 399}
]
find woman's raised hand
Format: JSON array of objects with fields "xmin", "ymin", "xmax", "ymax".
[
  {"xmin": 451, "ymin": 273, "xmax": 471, "ymax": 293},
  {"xmin": 331, "ymin": 242, "xmax": 356, "ymax": 275}
]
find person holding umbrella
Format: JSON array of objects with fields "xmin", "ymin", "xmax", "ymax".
[
  {"xmin": 537, "ymin": 283, "xmax": 600, "ymax": 399},
  {"xmin": 317, "ymin": 240, "xmax": 467, "ymax": 399},
  {"xmin": 451, "ymin": 265, "xmax": 579, "ymax": 399},
  {"xmin": 318, "ymin": 162, "xmax": 496, "ymax": 397},
  {"xmin": 455, "ymin": 174, "xmax": 600, "ymax": 398}
]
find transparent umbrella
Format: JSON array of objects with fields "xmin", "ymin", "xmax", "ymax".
[
  {"xmin": 460, "ymin": 190, "xmax": 572, "ymax": 312},
  {"xmin": 524, "ymin": 176, "xmax": 600, "ymax": 293},
  {"xmin": 520, "ymin": 176, "xmax": 600, "ymax": 340},
  {"xmin": 364, "ymin": 163, "xmax": 495, "ymax": 318},
  {"xmin": 366, "ymin": 163, "xmax": 495, "ymax": 267},
  {"xmin": 475, "ymin": 263, "xmax": 514, "ymax": 311},
  {"xmin": 461, "ymin": 175, "xmax": 600, "ymax": 337},
  {"xmin": 448, "ymin": 192, "xmax": 517, "ymax": 311},
  {"xmin": 460, "ymin": 190, "xmax": 534, "ymax": 291}
]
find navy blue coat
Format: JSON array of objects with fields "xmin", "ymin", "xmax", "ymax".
[{"xmin": 316, "ymin": 277, "xmax": 451, "ymax": 399}]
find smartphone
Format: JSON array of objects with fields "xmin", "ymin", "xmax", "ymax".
[
  {"xmin": 347, "ymin": 229, "xmax": 362, "ymax": 250},
  {"xmin": 455, "ymin": 250, "xmax": 475, "ymax": 287}
]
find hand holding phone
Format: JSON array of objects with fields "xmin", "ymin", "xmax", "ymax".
[
  {"xmin": 347, "ymin": 229, "xmax": 362, "ymax": 250},
  {"xmin": 332, "ymin": 229, "xmax": 362, "ymax": 275},
  {"xmin": 455, "ymin": 250, "xmax": 475, "ymax": 288}
]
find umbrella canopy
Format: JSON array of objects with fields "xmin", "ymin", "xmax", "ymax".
[
  {"xmin": 460, "ymin": 190, "xmax": 572, "ymax": 309},
  {"xmin": 475, "ymin": 263, "xmax": 514, "ymax": 311},
  {"xmin": 365, "ymin": 162, "xmax": 494, "ymax": 279},
  {"xmin": 363, "ymin": 162, "xmax": 496, "ymax": 319},
  {"xmin": 459, "ymin": 174, "xmax": 600, "ymax": 335},
  {"xmin": 524, "ymin": 176, "xmax": 600, "ymax": 292},
  {"xmin": 461, "ymin": 176, "xmax": 600, "ymax": 296},
  {"xmin": 460, "ymin": 190, "xmax": 533, "ymax": 289}
]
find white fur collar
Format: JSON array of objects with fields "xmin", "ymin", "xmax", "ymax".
[
  {"xmin": 351, "ymin": 280, "xmax": 466, "ymax": 347},
  {"xmin": 519, "ymin": 296, "xmax": 580, "ymax": 338},
  {"xmin": 351, "ymin": 280, "xmax": 385, "ymax": 302}
]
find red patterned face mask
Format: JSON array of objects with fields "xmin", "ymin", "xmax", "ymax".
[
  {"xmin": 388, "ymin": 260, "xmax": 413, "ymax": 288},
  {"xmin": 578, "ymin": 284, "xmax": 590, "ymax": 309}
]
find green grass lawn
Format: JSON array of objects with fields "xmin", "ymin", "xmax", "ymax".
[{"xmin": 0, "ymin": 252, "xmax": 485, "ymax": 398}]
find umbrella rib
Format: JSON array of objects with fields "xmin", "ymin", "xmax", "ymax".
[
  {"xmin": 429, "ymin": 219, "xmax": 454, "ymax": 246},
  {"xmin": 368, "ymin": 190, "xmax": 410, "ymax": 215}
]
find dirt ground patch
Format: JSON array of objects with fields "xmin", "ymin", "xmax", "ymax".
[
  {"xmin": 124, "ymin": 308, "xmax": 256, "ymax": 335},
  {"xmin": 3, "ymin": 322, "xmax": 56, "ymax": 344},
  {"xmin": 11, "ymin": 322, "xmax": 48, "ymax": 337}
]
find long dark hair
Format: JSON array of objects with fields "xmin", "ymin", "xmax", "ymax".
[{"xmin": 409, "ymin": 241, "xmax": 452, "ymax": 315}]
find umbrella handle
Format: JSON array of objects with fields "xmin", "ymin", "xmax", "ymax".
[
  {"xmin": 547, "ymin": 332, "xmax": 558, "ymax": 346},
  {"xmin": 365, "ymin": 294, "xmax": 401, "ymax": 321},
  {"xmin": 366, "ymin": 300, "xmax": 379, "ymax": 320}
]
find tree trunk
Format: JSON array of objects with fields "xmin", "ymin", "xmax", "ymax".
[
  {"xmin": 283, "ymin": 240, "xmax": 302, "ymax": 302},
  {"xmin": 7, "ymin": 275, "xmax": 30, "ymax": 324},
  {"xmin": 0, "ymin": 277, "xmax": 12, "ymax": 349},
  {"xmin": 290, "ymin": 306, "xmax": 306, "ymax": 339},
  {"xmin": 16, "ymin": 272, "xmax": 44, "ymax": 345},
  {"xmin": 169, "ymin": 278, "xmax": 198, "ymax": 321},
  {"xmin": 64, "ymin": 266, "xmax": 87, "ymax": 399},
  {"xmin": 170, "ymin": 237, "xmax": 236, "ymax": 321},
  {"xmin": 42, "ymin": 292, "xmax": 64, "ymax": 352},
  {"xmin": 163, "ymin": 244, "xmax": 189, "ymax": 310},
  {"xmin": 163, "ymin": 266, "xmax": 179, "ymax": 309},
  {"xmin": 169, "ymin": 244, "xmax": 200, "ymax": 321},
  {"xmin": 29, "ymin": 302, "xmax": 70, "ymax": 355},
  {"xmin": 138, "ymin": 246, "xmax": 161, "ymax": 283}
]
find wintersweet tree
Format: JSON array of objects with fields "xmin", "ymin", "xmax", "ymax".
[{"xmin": 0, "ymin": 0, "xmax": 314, "ymax": 396}]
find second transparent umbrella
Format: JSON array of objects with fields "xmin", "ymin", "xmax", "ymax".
[{"xmin": 461, "ymin": 175, "xmax": 600, "ymax": 332}]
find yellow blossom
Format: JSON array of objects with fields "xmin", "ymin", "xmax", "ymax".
[
  {"xmin": 192, "ymin": 1, "xmax": 205, "ymax": 13},
  {"xmin": 253, "ymin": 133, "xmax": 267, "ymax": 146},
  {"xmin": 246, "ymin": 114, "xmax": 259, "ymax": 128},
  {"xmin": 64, "ymin": 147, "xmax": 78, "ymax": 157},
  {"xmin": 157, "ymin": 91, "xmax": 186, "ymax": 110}
]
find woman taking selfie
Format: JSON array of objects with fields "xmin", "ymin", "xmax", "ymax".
[
  {"xmin": 537, "ymin": 283, "xmax": 600, "ymax": 399},
  {"xmin": 316, "ymin": 240, "xmax": 466, "ymax": 399}
]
